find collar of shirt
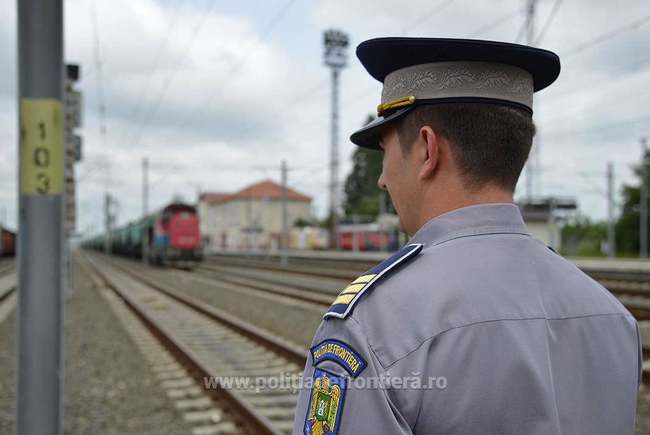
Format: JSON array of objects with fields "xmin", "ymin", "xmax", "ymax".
[{"xmin": 407, "ymin": 203, "xmax": 530, "ymax": 247}]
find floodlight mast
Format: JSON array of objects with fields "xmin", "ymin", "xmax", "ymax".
[{"xmin": 323, "ymin": 29, "xmax": 349, "ymax": 249}]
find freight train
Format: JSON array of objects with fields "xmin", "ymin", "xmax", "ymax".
[
  {"xmin": 84, "ymin": 202, "xmax": 202, "ymax": 268},
  {"xmin": 1, "ymin": 227, "xmax": 16, "ymax": 257}
]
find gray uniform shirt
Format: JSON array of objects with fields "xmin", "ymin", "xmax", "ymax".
[{"xmin": 293, "ymin": 204, "xmax": 641, "ymax": 435}]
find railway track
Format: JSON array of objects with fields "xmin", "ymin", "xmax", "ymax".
[
  {"xmin": 83, "ymin": 253, "xmax": 306, "ymax": 435},
  {"xmin": 102, "ymin": 254, "xmax": 650, "ymax": 348},
  {"xmin": 201, "ymin": 263, "xmax": 650, "ymax": 319},
  {"xmin": 92, "ymin": 251, "xmax": 650, "ymax": 387},
  {"xmin": 0, "ymin": 259, "xmax": 16, "ymax": 278},
  {"xmin": 0, "ymin": 271, "xmax": 17, "ymax": 325},
  {"xmin": 206, "ymin": 254, "xmax": 371, "ymax": 281},
  {"xmin": 195, "ymin": 263, "xmax": 338, "ymax": 307},
  {"xmin": 204, "ymin": 255, "xmax": 650, "ymax": 386},
  {"xmin": 203, "ymin": 255, "xmax": 650, "ymax": 373},
  {"xmin": 102, "ymin": 254, "xmax": 325, "ymax": 347},
  {"xmin": 597, "ymin": 281, "xmax": 650, "ymax": 321},
  {"xmin": 207, "ymin": 254, "xmax": 650, "ymax": 319}
]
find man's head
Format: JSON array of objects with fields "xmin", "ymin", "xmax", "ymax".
[
  {"xmin": 349, "ymin": 37, "xmax": 560, "ymax": 235},
  {"xmin": 376, "ymin": 103, "xmax": 535, "ymax": 234}
]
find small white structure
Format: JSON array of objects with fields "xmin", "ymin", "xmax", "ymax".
[
  {"xmin": 518, "ymin": 198, "xmax": 577, "ymax": 251},
  {"xmin": 198, "ymin": 180, "xmax": 313, "ymax": 252}
]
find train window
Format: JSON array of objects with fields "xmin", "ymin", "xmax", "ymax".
[{"xmin": 180, "ymin": 212, "xmax": 191, "ymax": 219}]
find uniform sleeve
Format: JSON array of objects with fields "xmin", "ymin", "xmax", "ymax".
[
  {"xmin": 292, "ymin": 317, "xmax": 413, "ymax": 435},
  {"xmin": 635, "ymin": 319, "xmax": 644, "ymax": 386}
]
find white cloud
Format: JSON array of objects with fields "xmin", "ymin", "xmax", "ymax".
[{"xmin": 1, "ymin": 0, "xmax": 650, "ymax": 235}]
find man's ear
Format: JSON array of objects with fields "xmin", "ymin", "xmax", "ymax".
[{"xmin": 418, "ymin": 126, "xmax": 439, "ymax": 180}]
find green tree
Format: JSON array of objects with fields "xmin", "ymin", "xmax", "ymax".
[
  {"xmin": 561, "ymin": 216, "xmax": 607, "ymax": 257},
  {"xmin": 615, "ymin": 150, "xmax": 650, "ymax": 255},
  {"xmin": 343, "ymin": 115, "xmax": 386, "ymax": 218},
  {"xmin": 294, "ymin": 217, "xmax": 315, "ymax": 228}
]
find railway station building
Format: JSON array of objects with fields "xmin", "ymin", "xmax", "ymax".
[{"xmin": 198, "ymin": 180, "xmax": 315, "ymax": 252}]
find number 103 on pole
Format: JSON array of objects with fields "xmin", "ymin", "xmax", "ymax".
[{"xmin": 20, "ymin": 99, "xmax": 64, "ymax": 195}]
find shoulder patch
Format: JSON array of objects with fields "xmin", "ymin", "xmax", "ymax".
[
  {"xmin": 304, "ymin": 368, "xmax": 347, "ymax": 435},
  {"xmin": 310, "ymin": 339, "xmax": 367, "ymax": 378},
  {"xmin": 324, "ymin": 243, "xmax": 423, "ymax": 320}
]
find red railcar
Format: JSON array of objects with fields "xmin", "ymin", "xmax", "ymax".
[
  {"xmin": 1, "ymin": 228, "xmax": 16, "ymax": 257},
  {"xmin": 337, "ymin": 223, "xmax": 390, "ymax": 251},
  {"xmin": 149, "ymin": 203, "xmax": 202, "ymax": 267}
]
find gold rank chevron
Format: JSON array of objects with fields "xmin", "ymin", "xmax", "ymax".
[
  {"xmin": 351, "ymin": 274, "xmax": 376, "ymax": 285},
  {"xmin": 332, "ymin": 274, "xmax": 377, "ymax": 305},
  {"xmin": 324, "ymin": 243, "xmax": 423, "ymax": 320}
]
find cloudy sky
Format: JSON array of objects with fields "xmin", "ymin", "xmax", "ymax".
[{"xmin": 1, "ymin": 0, "xmax": 649, "ymax": 235}]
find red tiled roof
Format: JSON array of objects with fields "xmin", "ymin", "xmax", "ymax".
[
  {"xmin": 200, "ymin": 180, "xmax": 311, "ymax": 205},
  {"xmin": 199, "ymin": 192, "xmax": 231, "ymax": 204}
]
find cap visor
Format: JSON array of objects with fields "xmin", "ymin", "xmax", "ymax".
[{"xmin": 350, "ymin": 107, "xmax": 412, "ymax": 149}]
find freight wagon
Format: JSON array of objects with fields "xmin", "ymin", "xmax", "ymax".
[
  {"xmin": 0, "ymin": 227, "xmax": 16, "ymax": 257},
  {"xmin": 84, "ymin": 202, "xmax": 202, "ymax": 268}
]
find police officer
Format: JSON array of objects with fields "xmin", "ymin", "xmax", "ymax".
[{"xmin": 292, "ymin": 37, "xmax": 641, "ymax": 435}]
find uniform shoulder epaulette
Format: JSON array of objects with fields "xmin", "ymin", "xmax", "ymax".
[{"xmin": 324, "ymin": 243, "xmax": 423, "ymax": 320}]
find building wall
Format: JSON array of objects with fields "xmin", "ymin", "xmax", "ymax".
[
  {"xmin": 199, "ymin": 198, "xmax": 312, "ymax": 251},
  {"xmin": 526, "ymin": 221, "xmax": 562, "ymax": 251},
  {"xmin": 197, "ymin": 201, "xmax": 211, "ymax": 241},
  {"xmin": 198, "ymin": 201, "xmax": 221, "ymax": 248}
]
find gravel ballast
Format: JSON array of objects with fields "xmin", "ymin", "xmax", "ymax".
[
  {"xmin": 2, "ymin": 254, "xmax": 650, "ymax": 433},
  {"xmin": 97, "ymin": 255, "xmax": 650, "ymax": 434},
  {"xmin": 106, "ymin": 254, "xmax": 323, "ymax": 347},
  {"xmin": 0, "ymin": 256, "xmax": 195, "ymax": 434}
]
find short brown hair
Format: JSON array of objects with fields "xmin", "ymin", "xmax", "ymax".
[{"xmin": 395, "ymin": 103, "xmax": 535, "ymax": 192}]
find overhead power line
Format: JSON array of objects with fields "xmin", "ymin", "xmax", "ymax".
[
  {"xmin": 259, "ymin": 0, "xmax": 298, "ymax": 38},
  {"xmin": 514, "ymin": 17, "xmax": 528, "ymax": 43},
  {"xmin": 201, "ymin": 0, "xmax": 298, "ymax": 101},
  {"xmin": 539, "ymin": 82, "xmax": 650, "ymax": 125},
  {"xmin": 563, "ymin": 13, "xmax": 650, "ymax": 58},
  {"xmin": 150, "ymin": 0, "xmax": 298, "ymax": 148},
  {"xmin": 120, "ymin": 0, "xmax": 187, "ymax": 146},
  {"xmin": 534, "ymin": 0, "xmax": 562, "ymax": 45},
  {"xmin": 128, "ymin": 0, "xmax": 220, "ymax": 147},
  {"xmin": 279, "ymin": 8, "xmax": 540, "ymax": 136},
  {"xmin": 90, "ymin": 0, "xmax": 107, "ymax": 148},
  {"xmin": 543, "ymin": 114, "xmax": 650, "ymax": 140},
  {"xmin": 469, "ymin": 8, "xmax": 521, "ymax": 38},
  {"xmin": 400, "ymin": 0, "xmax": 457, "ymax": 35},
  {"xmin": 546, "ymin": 53, "xmax": 650, "ymax": 101}
]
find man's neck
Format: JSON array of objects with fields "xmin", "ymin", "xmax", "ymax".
[{"xmin": 413, "ymin": 186, "xmax": 513, "ymax": 235}]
